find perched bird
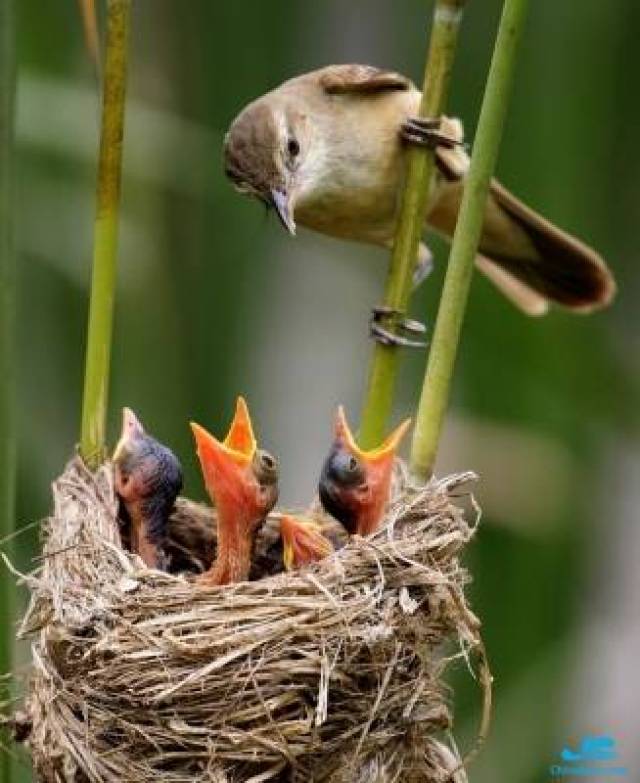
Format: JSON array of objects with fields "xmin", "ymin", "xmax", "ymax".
[
  {"xmin": 224, "ymin": 64, "xmax": 616, "ymax": 342},
  {"xmin": 191, "ymin": 397, "xmax": 279, "ymax": 586},
  {"xmin": 319, "ymin": 406, "xmax": 411, "ymax": 536},
  {"xmin": 278, "ymin": 514, "xmax": 337, "ymax": 570},
  {"xmin": 112, "ymin": 407, "xmax": 183, "ymax": 570}
]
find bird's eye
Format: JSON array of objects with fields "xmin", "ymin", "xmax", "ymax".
[
  {"xmin": 253, "ymin": 449, "xmax": 279, "ymax": 485},
  {"xmin": 287, "ymin": 138, "xmax": 300, "ymax": 157}
]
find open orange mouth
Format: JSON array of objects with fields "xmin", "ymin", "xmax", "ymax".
[
  {"xmin": 191, "ymin": 396, "xmax": 257, "ymax": 475},
  {"xmin": 334, "ymin": 406, "xmax": 411, "ymax": 464}
]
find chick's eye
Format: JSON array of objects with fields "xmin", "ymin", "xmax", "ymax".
[
  {"xmin": 261, "ymin": 453, "xmax": 275, "ymax": 470},
  {"xmin": 287, "ymin": 138, "xmax": 300, "ymax": 157},
  {"xmin": 253, "ymin": 449, "xmax": 279, "ymax": 485},
  {"xmin": 329, "ymin": 451, "xmax": 364, "ymax": 486}
]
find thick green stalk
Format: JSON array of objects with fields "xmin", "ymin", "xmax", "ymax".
[
  {"xmin": 359, "ymin": 0, "xmax": 467, "ymax": 449},
  {"xmin": 410, "ymin": 0, "xmax": 531, "ymax": 478},
  {"xmin": 0, "ymin": 0, "xmax": 16, "ymax": 778},
  {"xmin": 80, "ymin": 0, "xmax": 131, "ymax": 467}
]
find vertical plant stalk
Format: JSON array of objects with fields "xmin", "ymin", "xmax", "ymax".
[
  {"xmin": 80, "ymin": 0, "xmax": 131, "ymax": 468},
  {"xmin": 359, "ymin": 0, "xmax": 467, "ymax": 449},
  {"xmin": 0, "ymin": 0, "xmax": 16, "ymax": 778},
  {"xmin": 410, "ymin": 0, "xmax": 531, "ymax": 478}
]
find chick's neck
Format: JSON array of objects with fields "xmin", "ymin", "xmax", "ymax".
[{"xmin": 203, "ymin": 506, "xmax": 260, "ymax": 586}]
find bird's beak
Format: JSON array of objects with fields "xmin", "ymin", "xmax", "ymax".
[
  {"xmin": 113, "ymin": 407, "xmax": 145, "ymax": 462},
  {"xmin": 190, "ymin": 397, "xmax": 258, "ymax": 501},
  {"xmin": 280, "ymin": 515, "xmax": 333, "ymax": 571},
  {"xmin": 270, "ymin": 188, "xmax": 296, "ymax": 235},
  {"xmin": 334, "ymin": 406, "xmax": 412, "ymax": 467}
]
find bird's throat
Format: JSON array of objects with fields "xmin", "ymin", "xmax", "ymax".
[
  {"xmin": 128, "ymin": 506, "xmax": 163, "ymax": 570},
  {"xmin": 201, "ymin": 512, "xmax": 256, "ymax": 586}
]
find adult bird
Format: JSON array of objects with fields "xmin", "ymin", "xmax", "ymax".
[
  {"xmin": 319, "ymin": 406, "xmax": 411, "ymax": 536},
  {"xmin": 112, "ymin": 407, "xmax": 183, "ymax": 570},
  {"xmin": 191, "ymin": 397, "xmax": 279, "ymax": 586},
  {"xmin": 224, "ymin": 64, "xmax": 616, "ymax": 343}
]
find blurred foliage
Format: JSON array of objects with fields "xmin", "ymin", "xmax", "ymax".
[{"xmin": 6, "ymin": 1, "xmax": 639, "ymax": 781}]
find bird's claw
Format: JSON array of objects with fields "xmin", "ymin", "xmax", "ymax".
[
  {"xmin": 370, "ymin": 307, "xmax": 428, "ymax": 348},
  {"xmin": 400, "ymin": 117, "xmax": 464, "ymax": 150}
]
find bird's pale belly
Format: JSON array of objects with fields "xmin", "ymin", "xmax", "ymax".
[{"xmin": 293, "ymin": 144, "xmax": 442, "ymax": 248}]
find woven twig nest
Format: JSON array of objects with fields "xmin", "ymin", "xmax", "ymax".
[{"xmin": 14, "ymin": 458, "xmax": 489, "ymax": 783}]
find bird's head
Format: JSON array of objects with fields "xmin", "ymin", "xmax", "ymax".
[
  {"xmin": 319, "ymin": 407, "xmax": 411, "ymax": 536},
  {"xmin": 190, "ymin": 397, "xmax": 279, "ymax": 537},
  {"xmin": 224, "ymin": 97, "xmax": 317, "ymax": 236},
  {"xmin": 112, "ymin": 407, "xmax": 183, "ymax": 512},
  {"xmin": 279, "ymin": 515, "xmax": 334, "ymax": 571}
]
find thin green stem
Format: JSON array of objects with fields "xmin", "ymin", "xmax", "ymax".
[
  {"xmin": 359, "ymin": 0, "xmax": 467, "ymax": 449},
  {"xmin": 0, "ymin": 0, "xmax": 16, "ymax": 778},
  {"xmin": 410, "ymin": 0, "xmax": 531, "ymax": 478},
  {"xmin": 80, "ymin": 0, "xmax": 131, "ymax": 468}
]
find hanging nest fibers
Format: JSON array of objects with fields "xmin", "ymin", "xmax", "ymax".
[{"xmin": 10, "ymin": 457, "xmax": 491, "ymax": 783}]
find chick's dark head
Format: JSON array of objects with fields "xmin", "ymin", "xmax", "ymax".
[
  {"xmin": 319, "ymin": 406, "xmax": 411, "ymax": 536},
  {"xmin": 113, "ymin": 408, "xmax": 183, "ymax": 531}
]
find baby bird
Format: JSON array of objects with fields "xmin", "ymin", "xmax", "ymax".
[
  {"xmin": 319, "ymin": 406, "xmax": 411, "ymax": 536},
  {"xmin": 191, "ymin": 397, "xmax": 279, "ymax": 586},
  {"xmin": 112, "ymin": 407, "xmax": 183, "ymax": 570},
  {"xmin": 279, "ymin": 514, "xmax": 336, "ymax": 571}
]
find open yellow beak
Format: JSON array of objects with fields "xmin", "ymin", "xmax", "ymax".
[
  {"xmin": 223, "ymin": 396, "xmax": 257, "ymax": 461},
  {"xmin": 334, "ymin": 406, "xmax": 411, "ymax": 465},
  {"xmin": 190, "ymin": 396, "xmax": 259, "ymax": 500}
]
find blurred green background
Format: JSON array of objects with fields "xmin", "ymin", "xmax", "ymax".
[{"xmin": 5, "ymin": 1, "xmax": 639, "ymax": 780}]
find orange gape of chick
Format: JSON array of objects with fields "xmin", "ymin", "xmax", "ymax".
[
  {"xmin": 279, "ymin": 515, "xmax": 336, "ymax": 571},
  {"xmin": 319, "ymin": 407, "xmax": 411, "ymax": 536},
  {"xmin": 191, "ymin": 397, "xmax": 279, "ymax": 586}
]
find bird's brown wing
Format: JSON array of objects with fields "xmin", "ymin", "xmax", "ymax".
[{"xmin": 319, "ymin": 64, "xmax": 414, "ymax": 95}]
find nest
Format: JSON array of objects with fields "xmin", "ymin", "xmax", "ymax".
[{"xmin": 13, "ymin": 458, "xmax": 490, "ymax": 783}]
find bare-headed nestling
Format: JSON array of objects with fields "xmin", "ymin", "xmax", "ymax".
[
  {"xmin": 113, "ymin": 408, "xmax": 183, "ymax": 570},
  {"xmin": 191, "ymin": 397, "xmax": 279, "ymax": 587},
  {"xmin": 319, "ymin": 406, "xmax": 411, "ymax": 537},
  {"xmin": 224, "ymin": 64, "xmax": 616, "ymax": 345}
]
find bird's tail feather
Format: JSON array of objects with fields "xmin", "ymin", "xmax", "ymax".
[{"xmin": 427, "ymin": 178, "xmax": 616, "ymax": 314}]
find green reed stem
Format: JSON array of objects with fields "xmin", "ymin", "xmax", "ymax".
[
  {"xmin": 410, "ymin": 0, "xmax": 531, "ymax": 478},
  {"xmin": 358, "ymin": 0, "xmax": 468, "ymax": 449},
  {"xmin": 80, "ymin": 0, "xmax": 131, "ymax": 467}
]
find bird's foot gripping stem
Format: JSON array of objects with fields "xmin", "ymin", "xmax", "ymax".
[
  {"xmin": 400, "ymin": 116, "xmax": 464, "ymax": 150},
  {"xmin": 370, "ymin": 306, "xmax": 427, "ymax": 349}
]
